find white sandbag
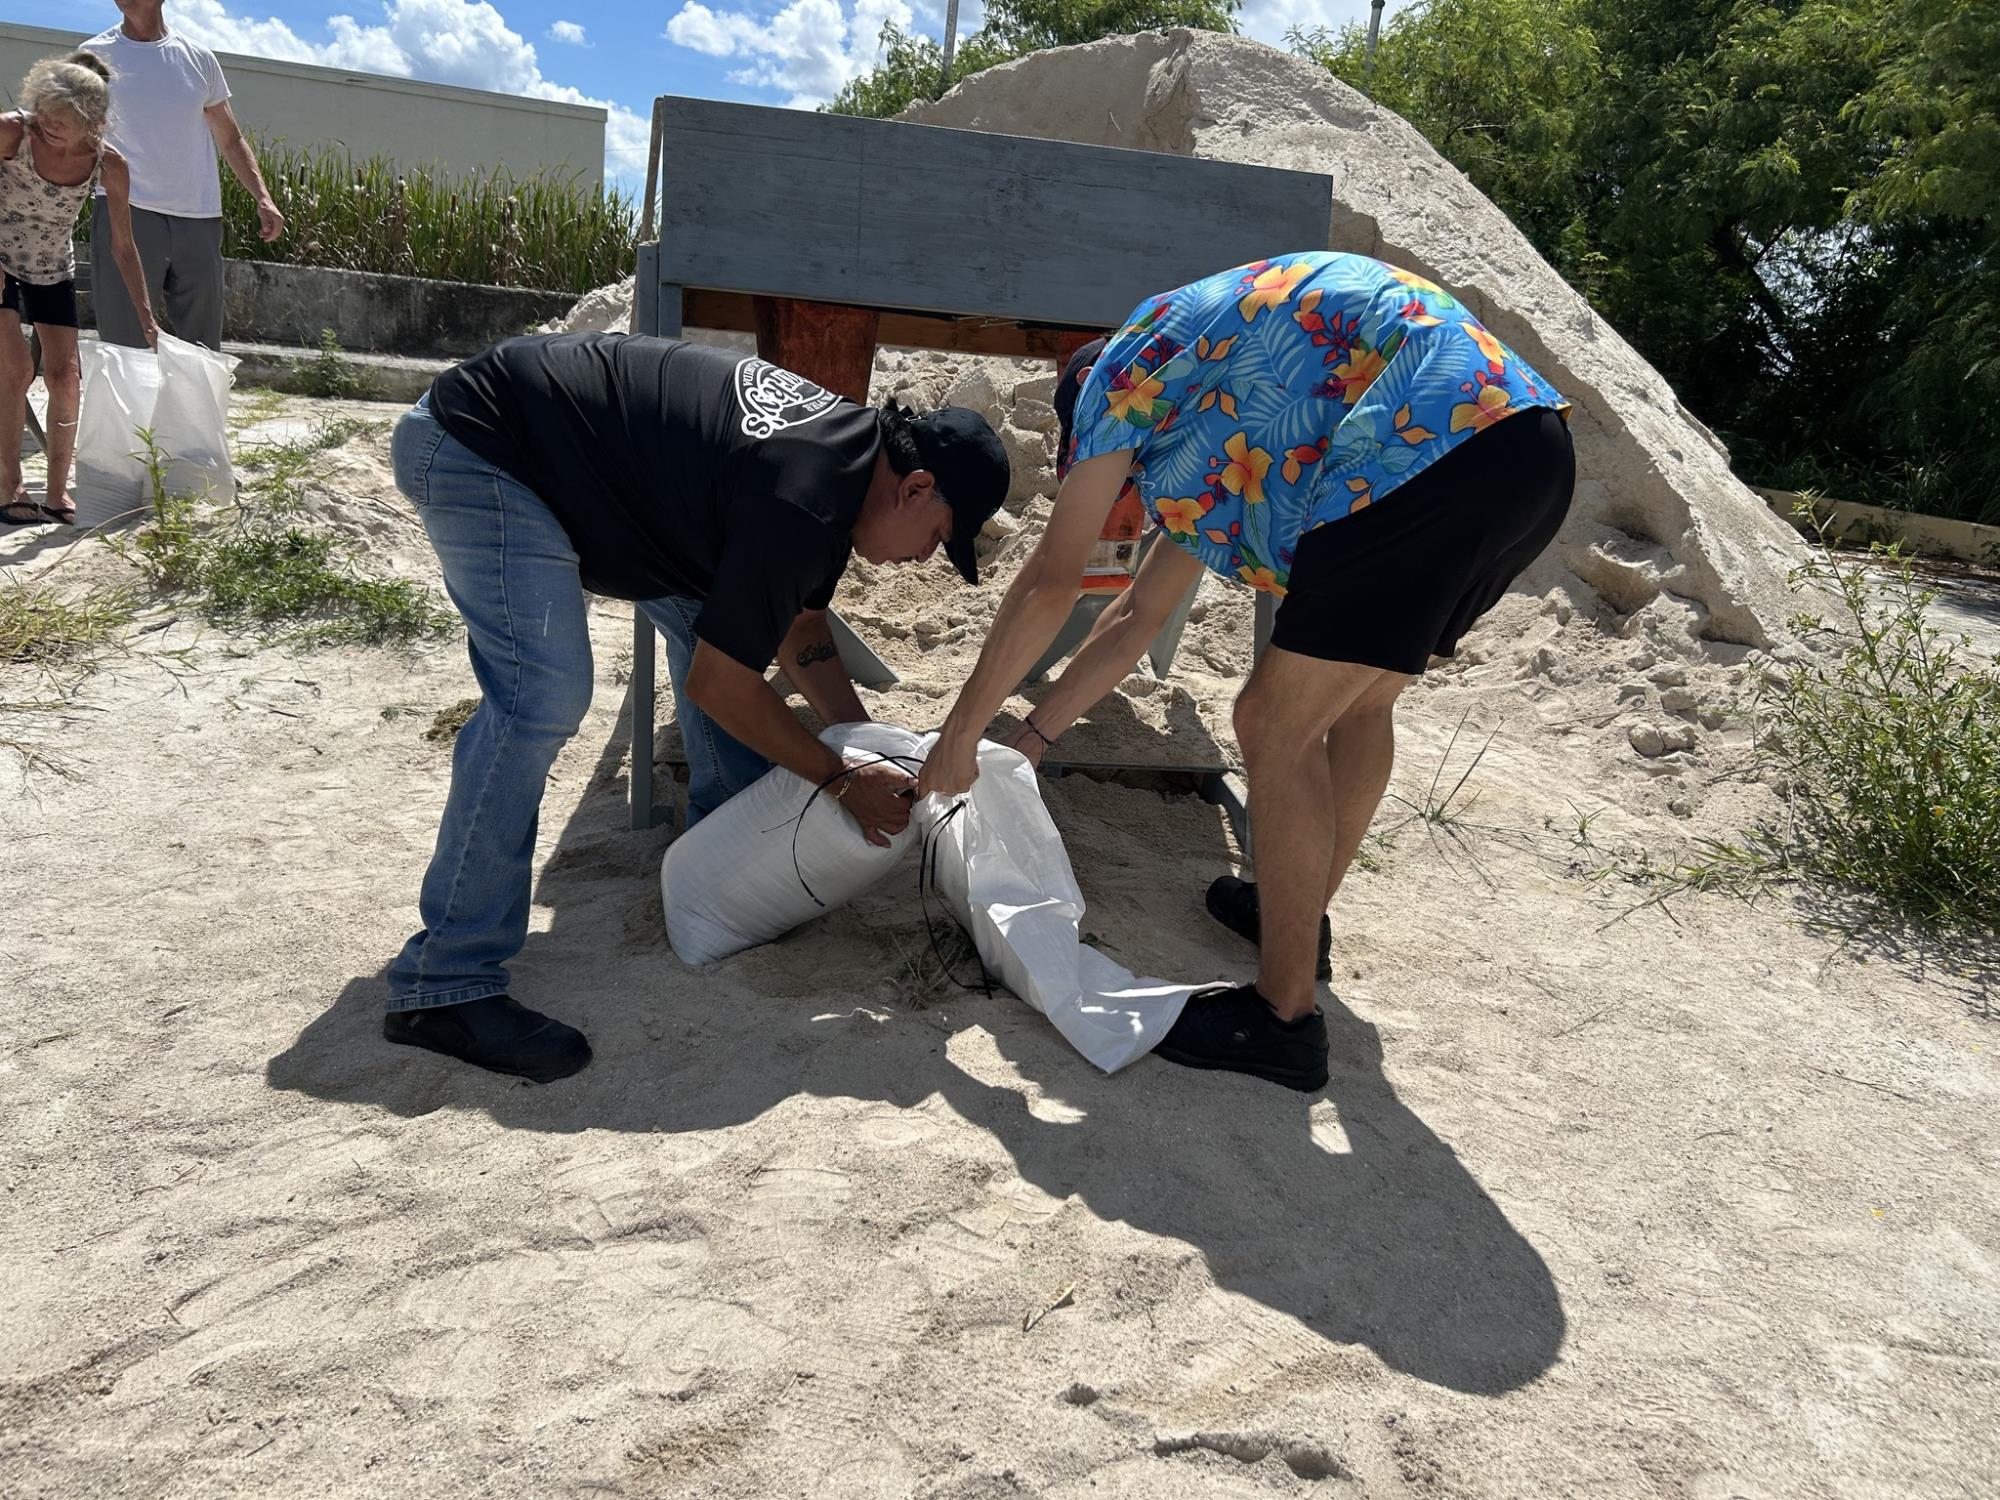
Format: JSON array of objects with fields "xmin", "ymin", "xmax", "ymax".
[
  {"xmin": 914, "ymin": 735, "xmax": 1192, "ymax": 1073},
  {"xmin": 150, "ymin": 334, "xmax": 238, "ymax": 502},
  {"xmin": 661, "ymin": 722, "xmax": 923, "ymax": 965},
  {"xmin": 72, "ymin": 334, "xmax": 237, "ymax": 530},
  {"xmin": 72, "ymin": 339, "xmax": 160, "ymax": 529}
]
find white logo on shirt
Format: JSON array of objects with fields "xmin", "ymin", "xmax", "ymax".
[{"xmin": 733, "ymin": 358, "xmax": 841, "ymax": 440}]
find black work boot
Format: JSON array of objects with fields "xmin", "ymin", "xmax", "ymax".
[
  {"xmin": 1152, "ymin": 982, "xmax": 1330, "ymax": 1092},
  {"xmin": 384, "ymin": 995, "xmax": 592, "ymax": 1083},
  {"xmin": 1205, "ymin": 875, "xmax": 1333, "ymax": 980}
]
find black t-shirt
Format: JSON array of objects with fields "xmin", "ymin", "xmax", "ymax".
[{"xmin": 428, "ymin": 333, "xmax": 880, "ymax": 672}]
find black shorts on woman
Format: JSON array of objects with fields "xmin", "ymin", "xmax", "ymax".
[{"xmin": 0, "ymin": 270, "xmax": 79, "ymax": 328}]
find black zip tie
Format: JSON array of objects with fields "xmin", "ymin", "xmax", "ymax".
[
  {"xmin": 916, "ymin": 799, "xmax": 994, "ymax": 997},
  {"xmin": 760, "ymin": 751, "xmax": 926, "ymax": 908},
  {"xmin": 736, "ymin": 738, "xmax": 993, "ymax": 996}
]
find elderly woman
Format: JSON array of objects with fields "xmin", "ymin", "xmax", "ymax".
[
  {"xmin": 0, "ymin": 51, "xmax": 157, "ymax": 526},
  {"xmin": 915, "ymin": 251, "xmax": 1574, "ymax": 1090}
]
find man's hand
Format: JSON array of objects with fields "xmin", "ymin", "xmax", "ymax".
[
  {"xmin": 916, "ymin": 727, "xmax": 981, "ymax": 800},
  {"xmin": 840, "ymin": 761, "xmax": 916, "ymax": 847},
  {"xmin": 138, "ymin": 311, "xmax": 160, "ymax": 348},
  {"xmin": 205, "ymin": 103, "xmax": 284, "ymax": 242}
]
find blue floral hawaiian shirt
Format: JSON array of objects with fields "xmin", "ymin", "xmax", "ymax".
[{"xmin": 1065, "ymin": 251, "xmax": 1568, "ymax": 596}]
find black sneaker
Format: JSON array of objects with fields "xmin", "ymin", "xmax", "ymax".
[
  {"xmin": 1153, "ymin": 982, "xmax": 1330, "ymax": 1091},
  {"xmin": 383, "ymin": 995, "xmax": 592, "ymax": 1083},
  {"xmin": 1205, "ymin": 875, "xmax": 1333, "ymax": 981}
]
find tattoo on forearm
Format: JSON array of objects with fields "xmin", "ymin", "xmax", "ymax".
[{"xmin": 796, "ymin": 641, "xmax": 838, "ymax": 669}]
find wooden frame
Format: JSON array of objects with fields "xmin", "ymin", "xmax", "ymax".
[{"xmin": 629, "ymin": 96, "xmax": 1333, "ymax": 837}]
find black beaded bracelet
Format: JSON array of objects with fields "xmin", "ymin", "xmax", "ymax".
[{"xmin": 1024, "ymin": 719, "xmax": 1059, "ymax": 749}]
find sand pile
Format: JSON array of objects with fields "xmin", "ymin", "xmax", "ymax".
[
  {"xmin": 539, "ymin": 276, "xmax": 638, "ymax": 335},
  {"xmin": 540, "ymin": 276, "xmax": 754, "ymax": 355},
  {"xmin": 527, "ymin": 38, "xmax": 1848, "ymax": 808},
  {"xmin": 905, "ymin": 31, "xmax": 1812, "ymax": 658}
]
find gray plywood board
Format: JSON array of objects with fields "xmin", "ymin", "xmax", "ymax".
[{"xmin": 652, "ymin": 96, "xmax": 1333, "ymax": 329}]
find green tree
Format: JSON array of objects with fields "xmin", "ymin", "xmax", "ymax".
[
  {"xmin": 984, "ymin": 0, "xmax": 1244, "ymax": 50},
  {"xmin": 1290, "ymin": 0, "xmax": 1599, "ymax": 279},
  {"xmin": 827, "ymin": 0, "xmax": 1241, "ymax": 119},
  {"xmin": 824, "ymin": 26, "xmax": 1020, "ymax": 118},
  {"xmin": 1296, "ymin": 0, "xmax": 2000, "ymax": 524}
]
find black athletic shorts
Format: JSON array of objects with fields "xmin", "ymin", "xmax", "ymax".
[
  {"xmin": 0, "ymin": 272, "xmax": 80, "ymax": 329},
  {"xmin": 1270, "ymin": 406, "xmax": 1575, "ymax": 674}
]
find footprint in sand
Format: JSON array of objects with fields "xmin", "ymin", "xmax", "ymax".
[
  {"xmin": 1142, "ymin": 1290, "xmax": 1346, "ymax": 1413},
  {"xmin": 746, "ymin": 1164, "xmax": 854, "ymax": 1228},
  {"xmin": 855, "ymin": 1111, "xmax": 941, "ymax": 1148},
  {"xmin": 896, "ymin": 1177, "xmax": 1065, "ymax": 1293},
  {"xmin": 774, "ymin": 1263, "xmax": 928, "ymax": 1437},
  {"xmin": 212, "ymin": 1124, "xmax": 399, "ymax": 1206}
]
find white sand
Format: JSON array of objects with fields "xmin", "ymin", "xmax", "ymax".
[{"xmin": 3, "ymin": 391, "xmax": 1995, "ymax": 1500}]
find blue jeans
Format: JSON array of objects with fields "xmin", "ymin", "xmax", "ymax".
[{"xmin": 385, "ymin": 397, "xmax": 768, "ymax": 1011}]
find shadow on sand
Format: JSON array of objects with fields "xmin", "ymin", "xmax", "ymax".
[{"xmin": 270, "ymin": 691, "xmax": 1566, "ymax": 1397}]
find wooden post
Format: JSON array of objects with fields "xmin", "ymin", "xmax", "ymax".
[{"xmin": 752, "ymin": 297, "xmax": 881, "ymax": 404}]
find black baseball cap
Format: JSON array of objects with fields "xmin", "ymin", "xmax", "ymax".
[
  {"xmin": 907, "ymin": 405, "xmax": 1010, "ymax": 586},
  {"xmin": 1053, "ymin": 337, "xmax": 1109, "ymax": 481}
]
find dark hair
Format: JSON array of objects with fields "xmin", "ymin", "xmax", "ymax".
[
  {"xmin": 877, "ymin": 398, "xmax": 924, "ymax": 479},
  {"xmin": 67, "ymin": 51, "xmax": 112, "ymax": 82}
]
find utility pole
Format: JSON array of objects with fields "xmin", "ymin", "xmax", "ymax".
[
  {"xmin": 940, "ymin": 0, "xmax": 961, "ymax": 93},
  {"xmin": 1363, "ymin": 0, "xmax": 1386, "ymax": 84}
]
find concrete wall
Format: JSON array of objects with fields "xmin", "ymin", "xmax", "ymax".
[
  {"xmin": 220, "ymin": 260, "xmax": 573, "ymax": 357},
  {"xmin": 0, "ymin": 22, "xmax": 604, "ymax": 185},
  {"xmin": 1758, "ymin": 489, "xmax": 2000, "ymax": 569},
  {"xmin": 71, "ymin": 249, "xmax": 576, "ymax": 356}
]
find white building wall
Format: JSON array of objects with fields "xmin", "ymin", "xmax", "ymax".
[{"xmin": 0, "ymin": 22, "xmax": 605, "ymax": 186}]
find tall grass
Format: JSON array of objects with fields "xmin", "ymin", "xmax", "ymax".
[{"xmin": 83, "ymin": 140, "xmax": 636, "ymax": 293}]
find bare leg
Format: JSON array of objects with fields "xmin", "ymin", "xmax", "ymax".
[
  {"xmin": 35, "ymin": 325, "xmax": 79, "ymax": 519},
  {"xmin": 1234, "ymin": 648, "xmax": 1391, "ymax": 1019},
  {"xmin": 0, "ymin": 313, "xmax": 32, "ymax": 519},
  {"xmin": 1322, "ymin": 674, "xmax": 1409, "ymax": 908}
]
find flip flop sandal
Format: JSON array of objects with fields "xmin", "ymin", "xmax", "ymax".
[
  {"xmin": 1, "ymin": 500, "xmax": 47, "ymax": 526},
  {"xmin": 39, "ymin": 503, "xmax": 76, "ymax": 525}
]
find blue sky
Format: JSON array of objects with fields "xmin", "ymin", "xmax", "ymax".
[{"xmin": 25, "ymin": 0, "xmax": 1402, "ymax": 185}]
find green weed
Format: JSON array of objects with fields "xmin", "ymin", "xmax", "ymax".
[
  {"xmin": 1612, "ymin": 519, "xmax": 1999, "ymax": 940},
  {"xmin": 280, "ymin": 331, "xmax": 383, "ymax": 402},
  {"xmin": 238, "ymin": 415, "xmax": 382, "ymax": 512},
  {"xmin": 0, "ymin": 562, "xmax": 133, "ymax": 778},
  {"xmin": 424, "ymin": 697, "xmax": 480, "ymax": 743},
  {"xmin": 123, "ymin": 431, "xmax": 454, "ymax": 649},
  {"xmin": 1385, "ymin": 710, "xmax": 1497, "ymax": 832},
  {"xmin": 0, "ymin": 574, "xmax": 133, "ymax": 671}
]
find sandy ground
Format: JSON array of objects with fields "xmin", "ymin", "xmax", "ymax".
[{"xmin": 3, "ymin": 393, "xmax": 1996, "ymax": 1499}]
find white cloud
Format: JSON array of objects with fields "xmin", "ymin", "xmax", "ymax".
[
  {"xmin": 547, "ymin": 20, "xmax": 588, "ymax": 45},
  {"xmin": 167, "ymin": 0, "xmax": 648, "ymax": 182},
  {"xmin": 665, "ymin": 0, "xmax": 914, "ymax": 108},
  {"xmin": 1238, "ymin": 0, "xmax": 1403, "ymax": 49},
  {"xmin": 660, "ymin": 0, "xmax": 1364, "ymax": 107}
]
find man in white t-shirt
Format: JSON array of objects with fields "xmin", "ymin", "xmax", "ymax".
[{"xmin": 85, "ymin": 0, "xmax": 284, "ymax": 350}]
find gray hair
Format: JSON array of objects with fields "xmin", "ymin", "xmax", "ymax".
[{"xmin": 20, "ymin": 53, "xmax": 111, "ymax": 140}]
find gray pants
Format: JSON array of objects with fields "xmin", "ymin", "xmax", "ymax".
[{"xmin": 90, "ymin": 199, "xmax": 224, "ymax": 350}]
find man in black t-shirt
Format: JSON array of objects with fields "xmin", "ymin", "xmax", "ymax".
[{"xmin": 381, "ymin": 333, "xmax": 1010, "ymax": 1083}]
